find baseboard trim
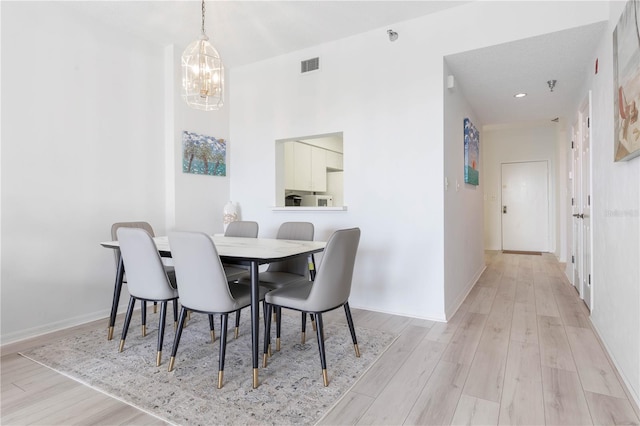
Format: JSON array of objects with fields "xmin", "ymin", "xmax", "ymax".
[
  {"xmin": 445, "ymin": 263, "xmax": 486, "ymax": 321},
  {"xmin": 1, "ymin": 309, "xmax": 112, "ymax": 349},
  {"xmin": 590, "ymin": 320, "xmax": 640, "ymax": 417}
]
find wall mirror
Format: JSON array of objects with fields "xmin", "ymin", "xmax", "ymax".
[{"xmin": 275, "ymin": 132, "xmax": 343, "ymax": 208}]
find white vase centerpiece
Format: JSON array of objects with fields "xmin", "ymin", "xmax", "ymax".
[{"xmin": 223, "ymin": 201, "xmax": 238, "ymax": 232}]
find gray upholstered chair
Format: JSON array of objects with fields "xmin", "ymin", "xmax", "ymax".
[
  {"xmin": 111, "ymin": 221, "xmax": 171, "ymax": 320},
  {"xmin": 222, "ymin": 221, "xmax": 259, "ymax": 337},
  {"xmin": 167, "ymin": 231, "xmax": 268, "ymax": 388},
  {"xmin": 239, "ymin": 221, "xmax": 314, "ymax": 290},
  {"xmin": 116, "ymin": 227, "xmax": 179, "ymax": 367},
  {"xmin": 222, "ymin": 221, "xmax": 259, "ymax": 282},
  {"xmin": 263, "ymin": 227, "xmax": 361, "ymax": 386},
  {"xmin": 238, "ymin": 221, "xmax": 316, "ymax": 347}
]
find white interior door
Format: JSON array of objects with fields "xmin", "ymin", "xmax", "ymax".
[
  {"xmin": 571, "ymin": 118, "xmax": 582, "ymax": 292},
  {"xmin": 570, "ymin": 96, "xmax": 592, "ymax": 311},
  {"xmin": 580, "ymin": 99, "xmax": 592, "ymax": 310},
  {"xmin": 501, "ymin": 161, "xmax": 549, "ymax": 252}
]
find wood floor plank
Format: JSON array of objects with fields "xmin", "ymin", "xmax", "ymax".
[
  {"xmin": 378, "ymin": 314, "xmax": 413, "ymax": 334},
  {"xmin": 467, "ymin": 287, "xmax": 497, "ymax": 314},
  {"xmin": 441, "ymin": 313, "xmax": 487, "ymax": 366},
  {"xmin": 510, "ymin": 302, "xmax": 538, "ymax": 344},
  {"xmin": 350, "ymin": 325, "xmax": 428, "ymax": 398},
  {"xmin": 2, "ymin": 384, "xmax": 101, "ymax": 425},
  {"xmin": 450, "ymin": 395, "xmax": 499, "ymax": 426},
  {"xmin": 403, "ymin": 361, "xmax": 470, "ymax": 426},
  {"xmin": 564, "ymin": 325, "xmax": 628, "ymax": 398},
  {"xmin": 541, "ymin": 366, "xmax": 593, "ymax": 425},
  {"xmin": 538, "ymin": 315, "xmax": 577, "ymax": 372},
  {"xmin": 356, "ymin": 337, "xmax": 447, "ymax": 425},
  {"xmin": 495, "ymin": 276, "xmax": 516, "ymax": 301},
  {"xmin": 317, "ymin": 391, "xmax": 374, "ymax": 426},
  {"xmin": 426, "ymin": 308, "xmax": 466, "ymax": 344},
  {"xmin": 584, "ymin": 391, "xmax": 640, "ymax": 425},
  {"xmin": 514, "ymin": 280, "xmax": 536, "ymax": 305},
  {"xmin": 498, "ymin": 340, "xmax": 545, "ymax": 425},
  {"xmin": 462, "ymin": 301, "xmax": 513, "ymax": 402},
  {"xmin": 534, "ymin": 280, "xmax": 560, "ymax": 317},
  {"xmin": 555, "ymin": 294, "xmax": 591, "ymax": 328}
]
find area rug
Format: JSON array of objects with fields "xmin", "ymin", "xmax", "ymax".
[{"xmin": 19, "ymin": 311, "xmax": 395, "ymax": 425}]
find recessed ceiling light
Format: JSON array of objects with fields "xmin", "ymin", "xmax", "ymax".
[{"xmin": 514, "ymin": 93, "xmax": 527, "ymax": 98}]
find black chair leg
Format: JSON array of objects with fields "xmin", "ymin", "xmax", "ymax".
[
  {"xmin": 168, "ymin": 307, "xmax": 188, "ymax": 372},
  {"xmin": 173, "ymin": 300, "xmax": 179, "ymax": 330},
  {"xmin": 262, "ymin": 300, "xmax": 268, "ymax": 327},
  {"xmin": 141, "ymin": 301, "xmax": 147, "ymax": 337},
  {"xmin": 301, "ymin": 312, "xmax": 307, "ymax": 344},
  {"xmin": 343, "ymin": 302, "xmax": 360, "ymax": 357},
  {"xmin": 276, "ymin": 307, "xmax": 282, "ymax": 351},
  {"xmin": 156, "ymin": 301, "xmax": 168, "ymax": 366},
  {"xmin": 218, "ymin": 314, "xmax": 229, "ymax": 389},
  {"xmin": 208, "ymin": 314, "xmax": 216, "ymax": 343},
  {"xmin": 263, "ymin": 303, "xmax": 273, "ymax": 367},
  {"xmin": 234, "ymin": 310, "xmax": 241, "ymax": 339},
  {"xmin": 314, "ymin": 313, "xmax": 328, "ymax": 386},
  {"xmin": 119, "ymin": 297, "xmax": 136, "ymax": 352}
]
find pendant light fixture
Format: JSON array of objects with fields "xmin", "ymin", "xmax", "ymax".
[{"xmin": 181, "ymin": 0, "xmax": 224, "ymax": 111}]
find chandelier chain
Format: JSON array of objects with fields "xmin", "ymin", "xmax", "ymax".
[{"xmin": 201, "ymin": 0, "xmax": 206, "ymax": 35}]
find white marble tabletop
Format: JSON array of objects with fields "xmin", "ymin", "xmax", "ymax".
[{"xmin": 102, "ymin": 235, "xmax": 326, "ymax": 262}]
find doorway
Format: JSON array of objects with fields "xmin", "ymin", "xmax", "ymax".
[{"xmin": 501, "ymin": 161, "xmax": 550, "ymax": 252}]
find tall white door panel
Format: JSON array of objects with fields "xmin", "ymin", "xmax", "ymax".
[{"xmin": 501, "ymin": 161, "xmax": 550, "ymax": 252}]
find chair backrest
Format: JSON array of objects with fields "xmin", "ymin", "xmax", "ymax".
[
  {"xmin": 111, "ymin": 221, "xmax": 156, "ymax": 268},
  {"xmin": 224, "ymin": 221, "xmax": 259, "ymax": 238},
  {"xmin": 116, "ymin": 227, "xmax": 176, "ymax": 300},
  {"xmin": 306, "ymin": 228, "xmax": 361, "ymax": 311},
  {"xmin": 267, "ymin": 222, "xmax": 314, "ymax": 276},
  {"xmin": 169, "ymin": 231, "xmax": 242, "ymax": 313}
]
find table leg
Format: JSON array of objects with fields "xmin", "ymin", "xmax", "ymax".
[
  {"xmin": 250, "ymin": 260, "xmax": 260, "ymax": 388},
  {"xmin": 108, "ymin": 257, "xmax": 125, "ymax": 340},
  {"xmin": 307, "ymin": 254, "xmax": 317, "ymax": 281}
]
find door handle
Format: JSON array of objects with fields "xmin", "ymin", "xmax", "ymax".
[
  {"xmin": 573, "ymin": 213, "xmax": 584, "ymax": 219},
  {"xmin": 503, "ymin": 205, "xmax": 507, "ymax": 214}
]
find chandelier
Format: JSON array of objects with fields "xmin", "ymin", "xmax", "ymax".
[{"xmin": 181, "ymin": 0, "xmax": 224, "ymax": 111}]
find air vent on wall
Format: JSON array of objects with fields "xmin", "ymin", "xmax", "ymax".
[{"xmin": 301, "ymin": 57, "xmax": 320, "ymax": 74}]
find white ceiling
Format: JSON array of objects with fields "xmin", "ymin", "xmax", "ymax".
[
  {"xmin": 66, "ymin": 1, "xmax": 469, "ymax": 67},
  {"xmin": 445, "ymin": 22, "xmax": 608, "ymax": 125},
  {"xmin": 66, "ymin": 1, "xmax": 608, "ymax": 126}
]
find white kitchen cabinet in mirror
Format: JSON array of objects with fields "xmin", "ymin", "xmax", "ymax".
[{"xmin": 275, "ymin": 132, "xmax": 344, "ymax": 209}]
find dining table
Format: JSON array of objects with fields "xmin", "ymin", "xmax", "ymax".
[{"xmin": 101, "ymin": 234, "xmax": 326, "ymax": 388}]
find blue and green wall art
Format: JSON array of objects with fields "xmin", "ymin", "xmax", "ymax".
[
  {"xmin": 182, "ymin": 130, "xmax": 226, "ymax": 176},
  {"xmin": 464, "ymin": 118, "xmax": 479, "ymax": 186}
]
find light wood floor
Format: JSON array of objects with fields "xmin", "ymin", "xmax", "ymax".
[{"xmin": 2, "ymin": 252, "xmax": 639, "ymax": 425}]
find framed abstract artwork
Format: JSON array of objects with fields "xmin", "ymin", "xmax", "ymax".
[
  {"xmin": 613, "ymin": 0, "xmax": 640, "ymax": 161},
  {"xmin": 464, "ymin": 118, "xmax": 479, "ymax": 185},
  {"xmin": 182, "ymin": 131, "xmax": 227, "ymax": 176}
]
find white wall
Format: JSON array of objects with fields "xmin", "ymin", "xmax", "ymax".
[
  {"xmin": 1, "ymin": 2, "xmax": 166, "ymax": 341},
  {"xmin": 229, "ymin": 29, "xmax": 447, "ymax": 320},
  {"xmin": 169, "ymin": 46, "xmax": 231, "ymax": 235},
  {"xmin": 443, "ymin": 61, "xmax": 485, "ymax": 318},
  {"xmin": 228, "ymin": 1, "xmax": 608, "ymax": 321},
  {"xmin": 575, "ymin": 1, "xmax": 640, "ymax": 405},
  {"xmin": 0, "ymin": 2, "xmax": 229, "ymax": 344},
  {"xmin": 483, "ymin": 122, "xmax": 561, "ymax": 254}
]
